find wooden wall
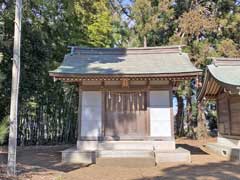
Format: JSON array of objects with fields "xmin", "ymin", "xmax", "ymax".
[
  {"xmin": 104, "ymin": 91, "xmax": 147, "ymax": 138},
  {"xmin": 229, "ymin": 95, "xmax": 240, "ymax": 136},
  {"xmin": 78, "ymin": 80, "xmax": 173, "ymax": 140},
  {"xmin": 217, "ymin": 93, "xmax": 230, "ymax": 135},
  {"xmin": 217, "ymin": 93, "xmax": 240, "ymax": 137}
]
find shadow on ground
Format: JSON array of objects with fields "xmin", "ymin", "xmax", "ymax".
[
  {"xmin": 176, "ymin": 143, "xmax": 208, "ymax": 155},
  {"xmin": 0, "ymin": 145, "xmax": 90, "ymax": 175},
  {"xmin": 131, "ymin": 160, "xmax": 240, "ymax": 180}
]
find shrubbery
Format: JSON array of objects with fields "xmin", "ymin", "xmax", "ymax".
[{"xmin": 0, "ymin": 116, "xmax": 9, "ymax": 145}]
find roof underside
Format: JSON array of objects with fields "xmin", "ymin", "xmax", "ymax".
[
  {"xmin": 208, "ymin": 64, "xmax": 240, "ymax": 86},
  {"xmin": 198, "ymin": 58, "xmax": 240, "ymax": 101},
  {"xmin": 49, "ymin": 46, "xmax": 201, "ymax": 79}
]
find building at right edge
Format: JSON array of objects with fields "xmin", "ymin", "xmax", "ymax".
[{"xmin": 198, "ymin": 57, "xmax": 240, "ymax": 160}]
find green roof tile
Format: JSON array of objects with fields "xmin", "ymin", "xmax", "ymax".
[{"xmin": 50, "ymin": 46, "xmax": 201, "ymax": 76}]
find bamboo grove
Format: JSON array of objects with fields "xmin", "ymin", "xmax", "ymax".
[{"xmin": 0, "ymin": 0, "xmax": 240, "ymax": 145}]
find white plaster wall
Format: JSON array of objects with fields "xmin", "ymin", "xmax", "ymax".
[
  {"xmin": 150, "ymin": 91, "xmax": 171, "ymax": 137},
  {"xmin": 81, "ymin": 91, "xmax": 102, "ymax": 137}
]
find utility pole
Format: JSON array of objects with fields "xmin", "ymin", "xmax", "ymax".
[{"xmin": 7, "ymin": 0, "xmax": 22, "ymax": 176}]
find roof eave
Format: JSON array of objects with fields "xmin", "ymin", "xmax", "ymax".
[
  {"xmin": 49, "ymin": 71, "xmax": 202, "ymax": 78},
  {"xmin": 197, "ymin": 66, "xmax": 240, "ymax": 102}
]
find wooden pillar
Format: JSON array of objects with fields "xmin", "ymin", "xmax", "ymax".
[
  {"xmin": 101, "ymin": 91, "xmax": 105, "ymax": 139},
  {"xmin": 227, "ymin": 93, "xmax": 232, "ymax": 136},
  {"xmin": 169, "ymin": 86, "xmax": 175, "ymax": 140},
  {"xmin": 146, "ymin": 80, "xmax": 150, "ymax": 136},
  {"xmin": 77, "ymin": 84, "xmax": 82, "ymax": 141},
  {"xmin": 101, "ymin": 81, "xmax": 105, "ymax": 139}
]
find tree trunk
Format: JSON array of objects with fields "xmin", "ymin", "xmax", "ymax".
[
  {"xmin": 143, "ymin": 36, "xmax": 147, "ymax": 47},
  {"xmin": 175, "ymin": 92, "xmax": 185, "ymax": 137},
  {"xmin": 186, "ymin": 95, "xmax": 197, "ymax": 139},
  {"xmin": 7, "ymin": 0, "xmax": 22, "ymax": 176},
  {"xmin": 197, "ymin": 100, "xmax": 208, "ymax": 139}
]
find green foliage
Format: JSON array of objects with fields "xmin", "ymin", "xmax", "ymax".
[
  {"xmin": 131, "ymin": 0, "xmax": 175, "ymax": 46},
  {"xmin": 0, "ymin": 0, "xmax": 116, "ymax": 145},
  {"xmin": 0, "ymin": 0, "xmax": 239, "ymax": 143},
  {"xmin": 0, "ymin": 116, "xmax": 9, "ymax": 145},
  {"xmin": 63, "ymin": 0, "xmax": 114, "ymax": 47},
  {"xmin": 217, "ymin": 39, "xmax": 240, "ymax": 57},
  {"xmin": 179, "ymin": 6, "xmax": 217, "ymax": 40}
]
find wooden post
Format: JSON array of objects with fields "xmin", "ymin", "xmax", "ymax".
[
  {"xmin": 77, "ymin": 84, "xmax": 82, "ymax": 141},
  {"xmin": 7, "ymin": 0, "xmax": 22, "ymax": 176}
]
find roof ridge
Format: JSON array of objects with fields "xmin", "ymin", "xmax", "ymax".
[
  {"xmin": 211, "ymin": 57, "xmax": 240, "ymax": 67},
  {"xmin": 67, "ymin": 45, "xmax": 184, "ymax": 55}
]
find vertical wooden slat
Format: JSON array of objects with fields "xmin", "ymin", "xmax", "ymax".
[
  {"xmin": 102, "ymin": 91, "xmax": 105, "ymax": 137},
  {"xmin": 227, "ymin": 93, "xmax": 232, "ymax": 136},
  {"xmin": 105, "ymin": 91, "xmax": 148, "ymax": 138},
  {"xmin": 169, "ymin": 87, "xmax": 174, "ymax": 140},
  {"xmin": 77, "ymin": 85, "xmax": 82, "ymax": 141}
]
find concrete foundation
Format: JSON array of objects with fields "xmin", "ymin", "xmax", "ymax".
[
  {"xmin": 205, "ymin": 137, "xmax": 240, "ymax": 161},
  {"xmin": 206, "ymin": 143, "xmax": 240, "ymax": 160},
  {"xmin": 62, "ymin": 148, "xmax": 95, "ymax": 164},
  {"xmin": 217, "ymin": 137, "xmax": 240, "ymax": 147},
  {"xmin": 62, "ymin": 141, "xmax": 191, "ymax": 166},
  {"xmin": 77, "ymin": 140, "xmax": 176, "ymax": 151},
  {"xmin": 155, "ymin": 147, "xmax": 191, "ymax": 163}
]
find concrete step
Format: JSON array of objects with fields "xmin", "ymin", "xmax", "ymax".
[
  {"xmin": 61, "ymin": 147, "xmax": 96, "ymax": 164},
  {"xmin": 77, "ymin": 140, "xmax": 175, "ymax": 151},
  {"xmin": 96, "ymin": 157, "xmax": 156, "ymax": 167},
  {"xmin": 155, "ymin": 147, "xmax": 191, "ymax": 163},
  {"xmin": 61, "ymin": 146, "xmax": 191, "ymax": 165},
  {"xmin": 96, "ymin": 149, "xmax": 156, "ymax": 167},
  {"xmin": 96, "ymin": 150, "xmax": 154, "ymax": 158},
  {"xmin": 206, "ymin": 143, "xmax": 240, "ymax": 160},
  {"xmin": 97, "ymin": 141, "xmax": 175, "ymax": 151}
]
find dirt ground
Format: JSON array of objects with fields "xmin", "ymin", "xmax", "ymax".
[{"xmin": 1, "ymin": 138, "xmax": 240, "ymax": 180}]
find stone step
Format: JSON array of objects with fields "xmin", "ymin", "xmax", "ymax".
[
  {"xmin": 96, "ymin": 149, "xmax": 156, "ymax": 167},
  {"xmin": 77, "ymin": 140, "xmax": 175, "ymax": 151},
  {"xmin": 98, "ymin": 141, "xmax": 154, "ymax": 150},
  {"xmin": 155, "ymin": 147, "xmax": 191, "ymax": 163},
  {"xmin": 61, "ymin": 147, "xmax": 191, "ymax": 165},
  {"xmin": 96, "ymin": 150, "xmax": 154, "ymax": 158},
  {"xmin": 61, "ymin": 148, "xmax": 96, "ymax": 164}
]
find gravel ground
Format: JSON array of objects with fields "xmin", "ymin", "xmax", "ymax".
[{"xmin": 1, "ymin": 138, "xmax": 240, "ymax": 180}]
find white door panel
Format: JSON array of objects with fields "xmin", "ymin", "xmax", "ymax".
[
  {"xmin": 150, "ymin": 108, "xmax": 171, "ymax": 121},
  {"xmin": 149, "ymin": 91, "xmax": 171, "ymax": 137},
  {"xmin": 81, "ymin": 91, "xmax": 102, "ymax": 137}
]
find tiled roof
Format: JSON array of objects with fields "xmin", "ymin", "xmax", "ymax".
[
  {"xmin": 49, "ymin": 46, "xmax": 201, "ymax": 76},
  {"xmin": 198, "ymin": 57, "xmax": 240, "ymax": 101},
  {"xmin": 209, "ymin": 58, "xmax": 240, "ymax": 86}
]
